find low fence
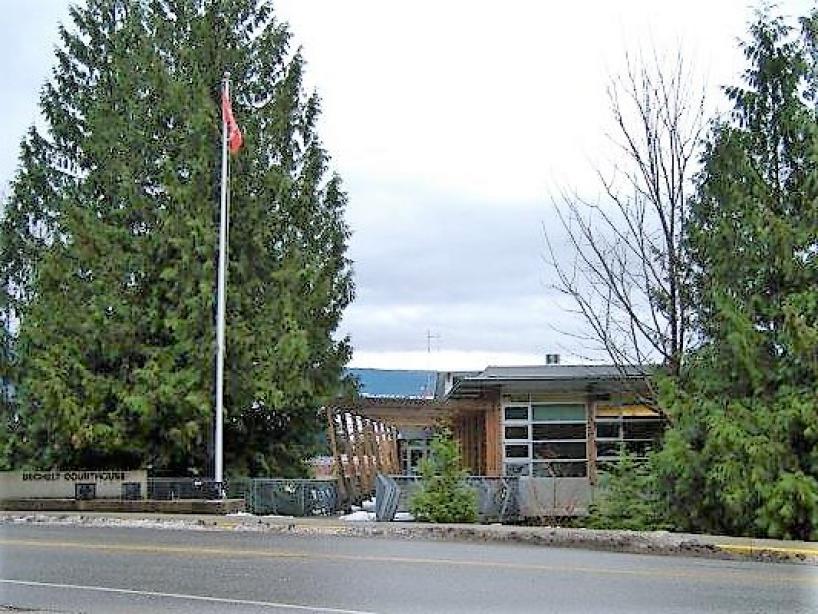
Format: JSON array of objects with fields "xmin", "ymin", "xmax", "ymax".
[
  {"xmin": 376, "ymin": 475, "xmax": 594, "ymax": 522},
  {"xmin": 515, "ymin": 477, "xmax": 593, "ymax": 517},
  {"xmin": 149, "ymin": 476, "xmax": 519, "ymax": 520},
  {"xmin": 147, "ymin": 478, "xmax": 223, "ymax": 501},
  {"xmin": 229, "ymin": 478, "xmax": 338, "ymax": 516},
  {"xmin": 144, "ymin": 477, "xmax": 339, "ymax": 517},
  {"xmin": 88, "ymin": 475, "xmax": 590, "ymax": 519},
  {"xmin": 378, "ymin": 475, "xmax": 521, "ymax": 523}
]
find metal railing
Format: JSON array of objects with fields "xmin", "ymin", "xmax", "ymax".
[
  {"xmin": 229, "ymin": 478, "xmax": 338, "ymax": 516},
  {"xmin": 145, "ymin": 477, "xmax": 340, "ymax": 516},
  {"xmin": 380, "ymin": 475, "xmax": 520, "ymax": 523},
  {"xmin": 147, "ymin": 478, "xmax": 224, "ymax": 501},
  {"xmin": 374, "ymin": 474, "xmax": 400, "ymax": 522}
]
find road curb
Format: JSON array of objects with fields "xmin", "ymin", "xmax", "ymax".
[
  {"xmin": 2, "ymin": 512, "xmax": 816, "ymax": 566},
  {"xmin": 711, "ymin": 543, "xmax": 818, "ymax": 562}
]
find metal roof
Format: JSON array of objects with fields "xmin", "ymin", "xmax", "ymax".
[
  {"xmin": 341, "ymin": 364, "xmax": 650, "ymax": 408},
  {"xmin": 434, "ymin": 370, "xmax": 480, "ymax": 398},
  {"xmin": 474, "ymin": 365, "xmax": 645, "ymax": 380},
  {"xmin": 447, "ymin": 364, "xmax": 649, "ymax": 399},
  {"xmin": 347, "ymin": 368, "xmax": 437, "ymax": 399}
]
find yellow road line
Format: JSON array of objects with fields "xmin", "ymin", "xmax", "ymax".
[
  {"xmin": 1, "ymin": 538, "xmax": 816, "ymax": 586},
  {"xmin": 715, "ymin": 544, "xmax": 818, "ymax": 557}
]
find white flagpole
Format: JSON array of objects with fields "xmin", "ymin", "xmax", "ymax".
[{"xmin": 215, "ymin": 72, "xmax": 230, "ymax": 490}]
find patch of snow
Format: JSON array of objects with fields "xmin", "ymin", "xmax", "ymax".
[
  {"xmin": 350, "ymin": 505, "xmax": 362, "ymax": 512},
  {"xmin": 75, "ymin": 517, "xmax": 206, "ymax": 531},
  {"xmin": 361, "ymin": 499, "xmax": 375, "ymax": 512},
  {"xmin": 226, "ymin": 511, "xmax": 255, "ymax": 517},
  {"xmin": 393, "ymin": 512, "xmax": 415, "ymax": 522},
  {"xmin": 339, "ymin": 510, "xmax": 375, "ymax": 522}
]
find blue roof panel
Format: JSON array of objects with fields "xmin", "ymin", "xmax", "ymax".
[{"xmin": 347, "ymin": 368, "xmax": 437, "ymax": 399}]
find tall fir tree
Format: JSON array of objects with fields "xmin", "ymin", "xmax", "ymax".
[
  {"xmin": 655, "ymin": 9, "xmax": 818, "ymax": 540},
  {"xmin": 0, "ymin": 0, "xmax": 353, "ymax": 476}
]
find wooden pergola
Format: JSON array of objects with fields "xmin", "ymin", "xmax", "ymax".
[{"xmin": 325, "ymin": 394, "xmax": 502, "ymax": 504}]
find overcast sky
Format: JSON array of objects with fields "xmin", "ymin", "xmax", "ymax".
[{"xmin": 1, "ymin": 1, "xmax": 814, "ymax": 370}]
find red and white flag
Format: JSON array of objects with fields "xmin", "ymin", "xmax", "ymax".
[{"xmin": 221, "ymin": 89, "xmax": 243, "ymax": 154}]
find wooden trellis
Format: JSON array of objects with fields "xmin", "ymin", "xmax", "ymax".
[{"xmin": 325, "ymin": 407, "xmax": 399, "ymax": 504}]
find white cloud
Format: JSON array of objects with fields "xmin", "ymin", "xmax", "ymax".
[{"xmin": 5, "ymin": 0, "xmax": 817, "ymax": 371}]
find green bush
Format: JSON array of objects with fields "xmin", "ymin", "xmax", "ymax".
[
  {"xmin": 653, "ymin": 378, "xmax": 818, "ymax": 540},
  {"xmin": 587, "ymin": 448, "xmax": 668, "ymax": 531},
  {"xmin": 409, "ymin": 430, "xmax": 478, "ymax": 523}
]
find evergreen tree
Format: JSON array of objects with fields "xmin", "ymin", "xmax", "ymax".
[
  {"xmin": 655, "ymin": 9, "xmax": 818, "ymax": 540},
  {"xmin": 1, "ymin": 0, "xmax": 353, "ymax": 476},
  {"xmin": 587, "ymin": 450, "xmax": 667, "ymax": 531},
  {"xmin": 409, "ymin": 430, "xmax": 478, "ymax": 524}
]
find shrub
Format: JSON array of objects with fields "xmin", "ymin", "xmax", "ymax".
[
  {"xmin": 587, "ymin": 448, "xmax": 668, "ymax": 531},
  {"xmin": 409, "ymin": 430, "xmax": 478, "ymax": 523}
]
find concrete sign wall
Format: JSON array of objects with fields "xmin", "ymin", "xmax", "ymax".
[{"xmin": 0, "ymin": 470, "xmax": 147, "ymax": 499}]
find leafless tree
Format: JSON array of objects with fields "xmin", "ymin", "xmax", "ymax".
[{"xmin": 545, "ymin": 50, "xmax": 706, "ymax": 392}]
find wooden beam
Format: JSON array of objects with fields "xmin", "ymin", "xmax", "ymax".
[
  {"xmin": 484, "ymin": 401, "xmax": 502, "ymax": 477},
  {"xmin": 338, "ymin": 412, "xmax": 359, "ymax": 502},
  {"xmin": 325, "ymin": 407, "xmax": 348, "ymax": 503},
  {"xmin": 353, "ymin": 415, "xmax": 371, "ymax": 493},
  {"xmin": 388, "ymin": 426, "xmax": 400, "ymax": 474},
  {"xmin": 365, "ymin": 419, "xmax": 382, "ymax": 477},
  {"xmin": 587, "ymin": 399, "xmax": 597, "ymax": 485}
]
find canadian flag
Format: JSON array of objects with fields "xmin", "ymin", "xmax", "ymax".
[{"xmin": 221, "ymin": 89, "xmax": 243, "ymax": 154}]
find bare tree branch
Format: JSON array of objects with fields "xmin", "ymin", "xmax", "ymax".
[{"xmin": 545, "ymin": 48, "xmax": 705, "ymax": 400}]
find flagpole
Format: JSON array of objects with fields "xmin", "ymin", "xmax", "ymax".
[{"xmin": 215, "ymin": 72, "xmax": 230, "ymax": 492}]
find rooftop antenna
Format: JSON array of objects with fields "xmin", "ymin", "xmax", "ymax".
[
  {"xmin": 424, "ymin": 329, "xmax": 441, "ymax": 396},
  {"xmin": 426, "ymin": 329, "xmax": 441, "ymax": 354}
]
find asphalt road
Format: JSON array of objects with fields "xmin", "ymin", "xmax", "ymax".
[{"xmin": 0, "ymin": 523, "xmax": 816, "ymax": 613}]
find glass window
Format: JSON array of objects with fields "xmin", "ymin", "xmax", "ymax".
[
  {"xmin": 623, "ymin": 418, "xmax": 665, "ymax": 440},
  {"xmin": 594, "ymin": 415, "xmax": 665, "ymax": 463},
  {"xmin": 624, "ymin": 440, "xmax": 655, "ymax": 456},
  {"xmin": 532, "ymin": 441, "xmax": 586, "ymax": 460},
  {"xmin": 502, "ymin": 400, "xmax": 590, "ymax": 477},
  {"xmin": 533, "ymin": 461, "xmax": 587, "ymax": 477},
  {"xmin": 503, "ymin": 400, "xmax": 597, "ymax": 477},
  {"xmin": 504, "ymin": 444, "xmax": 529, "ymax": 459},
  {"xmin": 596, "ymin": 441, "xmax": 624, "ymax": 458},
  {"xmin": 504, "ymin": 463, "xmax": 530, "ymax": 477},
  {"xmin": 504, "ymin": 425, "xmax": 528, "ymax": 440},
  {"xmin": 533, "ymin": 423, "xmax": 586, "ymax": 440},
  {"xmin": 596, "ymin": 421, "xmax": 620, "ymax": 439},
  {"xmin": 596, "ymin": 461, "xmax": 618, "ymax": 474},
  {"xmin": 532, "ymin": 403, "xmax": 585, "ymax": 422},
  {"xmin": 504, "ymin": 406, "xmax": 528, "ymax": 421}
]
